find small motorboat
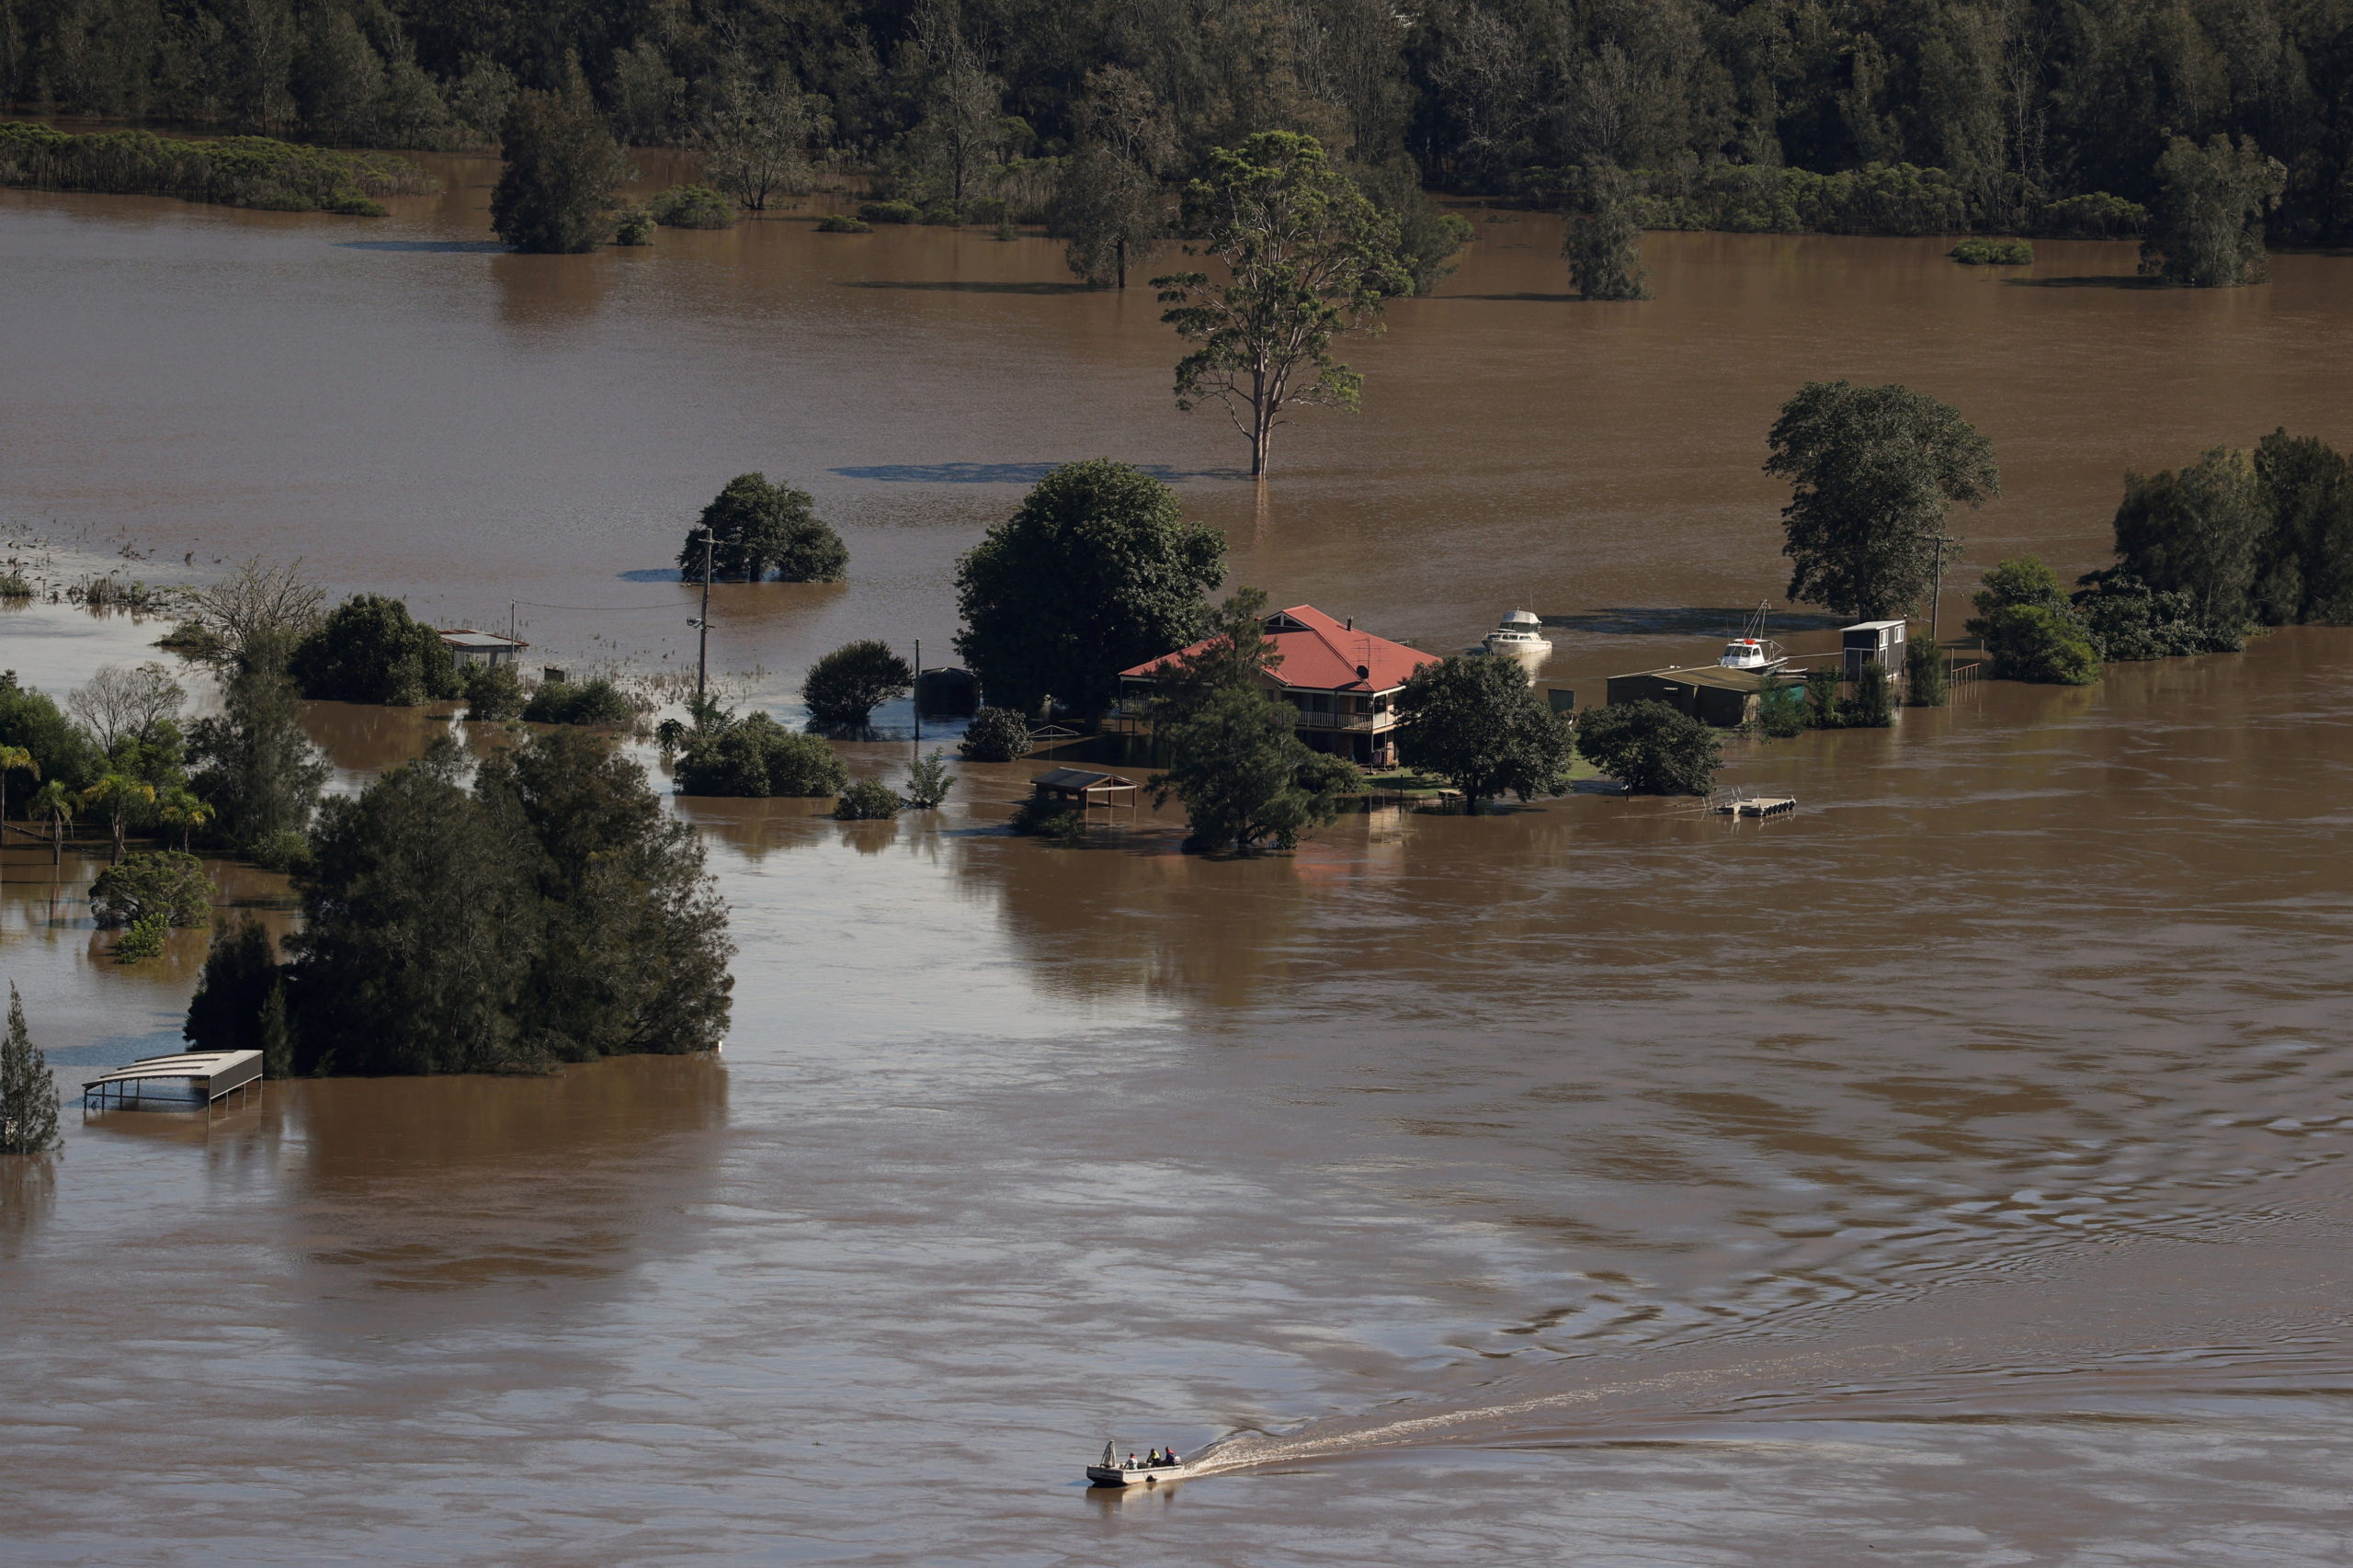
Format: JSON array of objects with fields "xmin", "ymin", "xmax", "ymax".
[
  {"xmin": 1480, "ymin": 608, "xmax": 1552, "ymax": 668},
  {"xmin": 1085, "ymin": 1441, "xmax": 1188, "ymax": 1487},
  {"xmin": 1717, "ymin": 601, "xmax": 1787, "ymax": 673}
]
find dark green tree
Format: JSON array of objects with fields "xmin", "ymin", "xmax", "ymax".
[
  {"xmin": 490, "ymin": 73, "xmax": 630, "ymax": 254},
  {"xmin": 954, "ymin": 460, "xmax": 1224, "ymax": 716},
  {"xmin": 476, "ymin": 729, "xmax": 733, "ymax": 1062},
  {"xmin": 957, "ymin": 707, "xmax": 1033, "ymax": 762},
  {"xmin": 2141, "ymin": 135, "xmax": 2286, "ymax": 288},
  {"xmin": 89, "ymin": 850, "xmax": 213, "ymax": 927},
  {"xmin": 1395, "ymin": 655, "xmax": 1576, "ymax": 809},
  {"xmin": 1968, "ymin": 557, "xmax": 2100, "ymax": 684},
  {"xmin": 1563, "ymin": 165, "xmax": 1650, "ymax": 301},
  {"xmin": 1574, "ymin": 700, "xmax": 1722, "ymax": 795},
  {"xmin": 674, "ymin": 712, "xmax": 847, "ymax": 796},
  {"xmin": 1904, "ymin": 638, "xmax": 1949, "ymax": 705},
  {"xmin": 187, "ymin": 633, "xmax": 330, "ymax": 854},
  {"xmin": 183, "ymin": 915, "xmax": 279, "ymax": 1056},
  {"xmin": 1, "ymin": 983, "xmax": 61, "ymax": 1155},
  {"xmin": 679, "ymin": 473, "xmax": 847, "ymax": 583},
  {"xmin": 903, "ymin": 751, "xmax": 956, "ymax": 807},
  {"xmin": 2111, "ymin": 449, "xmax": 2268, "ymax": 631},
  {"xmin": 0, "ymin": 674, "xmax": 98, "ymax": 793},
  {"xmin": 290, "ymin": 595, "xmax": 460, "ymax": 706},
  {"xmin": 2253, "ymin": 431, "xmax": 2353, "ymax": 626},
  {"xmin": 1766, "ymin": 381, "xmax": 2000, "ymax": 619},
  {"xmin": 802, "ymin": 642, "xmax": 914, "ymax": 726},
  {"xmin": 1846, "ymin": 661, "xmax": 1896, "ymax": 726},
  {"xmin": 1154, "ymin": 131, "xmax": 1411, "ymax": 476},
  {"xmin": 1355, "ymin": 159, "xmax": 1475, "ymax": 297},
  {"xmin": 1152, "ymin": 686, "xmax": 1359, "ymax": 853},
  {"xmin": 2070, "ymin": 570, "xmax": 2242, "ymax": 659},
  {"xmin": 461, "ymin": 661, "xmax": 528, "ymax": 721},
  {"xmin": 1052, "ymin": 141, "xmax": 1165, "ymax": 289}
]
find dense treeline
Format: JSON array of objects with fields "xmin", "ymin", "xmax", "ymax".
[
  {"xmin": 0, "ymin": 120, "xmax": 432, "ymax": 210},
  {"xmin": 7, "ymin": 0, "xmax": 2352, "ymax": 240}
]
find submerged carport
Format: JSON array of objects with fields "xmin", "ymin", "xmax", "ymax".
[{"xmin": 82, "ymin": 1050, "xmax": 263, "ymax": 1110}]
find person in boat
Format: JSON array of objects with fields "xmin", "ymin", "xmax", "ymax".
[
  {"xmin": 1164, "ymin": 1448, "xmax": 1181, "ymax": 1466},
  {"xmin": 1126, "ymin": 1452, "xmax": 1140, "ymax": 1469}
]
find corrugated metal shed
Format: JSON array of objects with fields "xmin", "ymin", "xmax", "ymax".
[
  {"xmin": 82, "ymin": 1050, "xmax": 263, "ymax": 1108},
  {"xmin": 1604, "ymin": 665, "xmax": 1770, "ymax": 729}
]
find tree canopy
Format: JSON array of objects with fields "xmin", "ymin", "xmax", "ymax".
[
  {"xmin": 1766, "ymin": 381, "xmax": 1999, "ymax": 619},
  {"xmin": 290, "ymin": 594, "xmax": 461, "ymax": 706},
  {"xmin": 2141, "ymin": 135, "xmax": 2286, "ymax": 289},
  {"xmin": 210, "ymin": 731, "xmax": 733, "ymax": 1075},
  {"xmin": 1573, "ymin": 700, "xmax": 1722, "ymax": 795},
  {"xmin": 1154, "ymin": 131, "xmax": 1409, "ymax": 477},
  {"xmin": 802, "ymin": 642, "xmax": 914, "ymax": 727},
  {"xmin": 1967, "ymin": 556, "xmax": 2101, "ymax": 685},
  {"xmin": 954, "ymin": 460, "xmax": 1224, "ymax": 717},
  {"xmin": 1, "ymin": 983, "xmax": 60, "ymax": 1156},
  {"xmin": 674, "ymin": 711, "xmax": 847, "ymax": 797},
  {"xmin": 680, "ymin": 473, "xmax": 847, "ymax": 583},
  {"xmin": 490, "ymin": 74, "xmax": 629, "ymax": 254},
  {"xmin": 1394, "ymin": 655, "xmax": 1575, "ymax": 810}
]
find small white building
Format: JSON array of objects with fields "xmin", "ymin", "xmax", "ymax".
[{"xmin": 438, "ymin": 630, "xmax": 529, "ymax": 669}]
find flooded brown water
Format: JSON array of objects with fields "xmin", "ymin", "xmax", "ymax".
[{"xmin": 4, "ymin": 161, "xmax": 2353, "ymax": 1565}]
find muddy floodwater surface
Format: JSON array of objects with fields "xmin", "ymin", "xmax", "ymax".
[{"xmin": 3, "ymin": 161, "xmax": 2352, "ymax": 1566}]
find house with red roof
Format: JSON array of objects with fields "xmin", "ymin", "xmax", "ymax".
[{"xmin": 1110, "ymin": 605, "xmax": 1440, "ymax": 767}]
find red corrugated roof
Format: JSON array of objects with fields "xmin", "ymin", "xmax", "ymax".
[{"xmin": 1120, "ymin": 606, "xmax": 1437, "ymax": 693}]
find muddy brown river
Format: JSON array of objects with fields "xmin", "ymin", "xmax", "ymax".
[{"xmin": 3, "ymin": 159, "xmax": 2351, "ymax": 1565}]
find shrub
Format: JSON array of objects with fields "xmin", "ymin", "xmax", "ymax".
[
  {"xmin": 1905, "ymin": 638, "xmax": 1949, "ymax": 705},
  {"xmin": 1981, "ymin": 605, "xmax": 2101, "ymax": 684},
  {"xmin": 959, "ymin": 707, "xmax": 1033, "ymax": 762},
  {"xmin": 523, "ymin": 677, "xmax": 637, "ymax": 727},
  {"xmin": 0, "ymin": 572, "xmax": 31, "ymax": 599},
  {"xmin": 1804, "ymin": 667, "xmax": 1844, "ymax": 728},
  {"xmin": 1845, "ymin": 660, "xmax": 1896, "ymax": 726},
  {"xmin": 858, "ymin": 199, "xmax": 919, "ymax": 224},
  {"xmin": 1756, "ymin": 682, "xmax": 1808, "ymax": 736},
  {"xmin": 649, "ymin": 183, "xmax": 736, "ymax": 229},
  {"xmin": 674, "ymin": 712, "xmax": 847, "ymax": 797},
  {"xmin": 114, "ymin": 911, "xmax": 169, "ymax": 962},
  {"xmin": 903, "ymin": 750, "xmax": 957, "ymax": 808},
  {"xmin": 1009, "ymin": 797, "xmax": 1085, "ymax": 838},
  {"xmin": 613, "ymin": 207, "xmax": 655, "ymax": 244},
  {"xmin": 2034, "ymin": 192, "xmax": 2148, "ymax": 238},
  {"xmin": 816, "ymin": 214, "xmax": 872, "ymax": 233},
  {"xmin": 2070, "ymin": 569, "xmax": 2243, "ymax": 659},
  {"xmin": 0, "ymin": 121, "xmax": 434, "ymax": 214},
  {"xmin": 89, "ymin": 849, "xmax": 213, "ymax": 928},
  {"xmin": 1950, "ymin": 237, "xmax": 2032, "ymax": 265},
  {"xmin": 832, "ymin": 778, "xmax": 904, "ymax": 820},
  {"xmin": 1574, "ymin": 700, "xmax": 1722, "ymax": 795},
  {"xmin": 248, "ymin": 828, "xmax": 314, "ymax": 873},
  {"xmin": 461, "ymin": 661, "xmax": 527, "ymax": 721},
  {"xmin": 802, "ymin": 641, "xmax": 914, "ymax": 726}
]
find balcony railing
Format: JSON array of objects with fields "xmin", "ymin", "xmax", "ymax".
[{"xmin": 1112, "ymin": 703, "xmax": 1391, "ymax": 733}]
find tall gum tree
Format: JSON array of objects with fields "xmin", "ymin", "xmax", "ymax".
[{"xmin": 1153, "ymin": 131, "xmax": 1410, "ymax": 478}]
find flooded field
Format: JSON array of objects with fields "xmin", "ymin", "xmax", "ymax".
[{"xmin": 3, "ymin": 162, "xmax": 2351, "ymax": 1565}]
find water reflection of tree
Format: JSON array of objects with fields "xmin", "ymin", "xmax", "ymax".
[
  {"xmin": 280, "ymin": 1053, "xmax": 727, "ymax": 1297},
  {"xmin": 0, "ymin": 1155, "xmax": 55, "ymax": 1257}
]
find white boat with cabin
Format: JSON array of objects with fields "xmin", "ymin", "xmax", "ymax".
[
  {"xmin": 1480, "ymin": 608, "xmax": 1552, "ymax": 668},
  {"xmin": 1717, "ymin": 602, "xmax": 1788, "ymax": 673}
]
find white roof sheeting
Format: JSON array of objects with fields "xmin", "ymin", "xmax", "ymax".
[{"xmin": 84, "ymin": 1050, "xmax": 263, "ymax": 1101}]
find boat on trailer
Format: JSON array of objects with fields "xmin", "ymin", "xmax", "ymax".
[{"xmin": 1085, "ymin": 1441, "xmax": 1188, "ymax": 1487}]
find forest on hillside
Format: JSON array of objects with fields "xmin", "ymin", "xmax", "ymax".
[{"xmin": 5, "ymin": 0, "xmax": 2350, "ymax": 241}]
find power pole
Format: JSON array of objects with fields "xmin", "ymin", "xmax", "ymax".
[
  {"xmin": 696, "ymin": 529, "xmax": 713, "ymax": 711},
  {"xmin": 1929, "ymin": 533, "xmax": 1956, "ymax": 645},
  {"xmin": 912, "ymin": 637, "xmax": 922, "ymax": 756}
]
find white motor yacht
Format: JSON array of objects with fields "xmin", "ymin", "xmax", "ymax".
[{"xmin": 1481, "ymin": 609, "xmax": 1552, "ymax": 668}]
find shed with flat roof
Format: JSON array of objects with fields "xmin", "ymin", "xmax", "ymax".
[
  {"xmin": 1029, "ymin": 767, "xmax": 1139, "ymax": 810},
  {"xmin": 82, "ymin": 1050, "xmax": 262, "ymax": 1110},
  {"xmin": 1604, "ymin": 665, "xmax": 1772, "ymax": 729}
]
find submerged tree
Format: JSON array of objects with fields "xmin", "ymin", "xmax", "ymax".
[
  {"xmin": 2140, "ymin": 134, "xmax": 2286, "ymax": 289},
  {"xmin": 188, "ymin": 632, "xmax": 330, "ymax": 858},
  {"xmin": 1573, "ymin": 700, "xmax": 1721, "ymax": 795},
  {"xmin": 1563, "ymin": 165, "xmax": 1650, "ymax": 301},
  {"xmin": 674, "ymin": 712, "xmax": 847, "ymax": 797},
  {"xmin": 1153, "ymin": 132, "xmax": 1410, "ymax": 477},
  {"xmin": 1395, "ymin": 655, "xmax": 1576, "ymax": 809},
  {"xmin": 1766, "ymin": 381, "xmax": 1999, "ymax": 619},
  {"xmin": 290, "ymin": 595, "xmax": 461, "ymax": 706},
  {"xmin": 184, "ymin": 915, "xmax": 280, "ymax": 1058},
  {"xmin": 2252, "ymin": 430, "xmax": 2353, "ymax": 625},
  {"xmin": 1051, "ymin": 66, "xmax": 1178, "ymax": 289},
  {"xmin": 802, "ymin": 641, "xmax": 914, "ymax": 726},
  {"xmin": 492, "ymin": 72, "xmax": 631, "ymax": 254},
  {"xmin": 696, "ymin": 74, "xmax": 829, "ymax": 210},
  {"xmin": 0, "ymin": 983, "xmax": 61, "ymax": 1156},
  {"xmin": 2110, "ymin": 448, "xmax": 2268, "ymax": 631},
  {"xmin": 954, "ymin": 460, "xmax": 1224, "ymax": 716},
  {"xmin": 1967, "ymin": 556, "xmax": 2101, "ymax": 685},
  {"xmin": 679, "ymin": 473, "xmax": 847, "ymax": 583}
]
